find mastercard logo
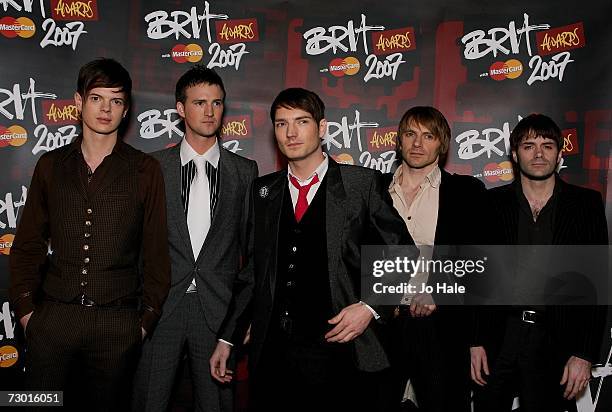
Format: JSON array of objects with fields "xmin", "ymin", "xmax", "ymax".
[
  {"xmin": 489, "ymin": 59, "xmax": 523, "ymax": 81},
  {"xmin": 0, "ymin": 345, "xmax": 18, "ymax": 368},
  {"xmin": 332, "ymin": 153, "xmax": 354, "ymax": 165},
  {"xmin": 483, "ymin": 161, "xmax": 514, "ymax": 183},
  {"xmin": 328, "ymin": 57, "xmax": 360, "ymax": 77},
  {"xmin": 171, "ymin": 44, "xmax": 204, "ymax": 63},
  {"xmin": 0, "ymin": 234, "xmax": 15, "ymax": 255},
  {"xmin": 0, "ymin": 125, "xmax": 28, "ymax": 148},
  {"xmin": 0, "ymin": 16, "xmax": 35, "ymax": 38}
]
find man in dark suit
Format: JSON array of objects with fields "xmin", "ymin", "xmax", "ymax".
[
  {"xmin": 210, "ymin": 87, "xmax": 414, "ymax": 410},
  {"xmin": 133, "ymin": 66, "xmax": 258, "ymax": 411},
  {"xmin": 9, "ymin": 58, "xmax": 170, "ymax": 410},
  {"xmin": 385, "ymin": 106, "xmax": 485, "ymax": 412},
  {"xmin": 470, "ymin": 114, "xmax": 608, "ymax": 411}
]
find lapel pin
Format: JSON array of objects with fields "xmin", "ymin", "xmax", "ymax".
[{"xmin": 259, "ymin": 186, "xmax": 269, "ymax": 198}]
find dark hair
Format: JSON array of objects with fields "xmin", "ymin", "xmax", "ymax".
[
  {"xmin": 510, "ymin": 113, "xmax": 563, "ymax": 152},
  {"xmin": 396, "ymin": 106, "xmax": 451, "ymax": 157},
  {"xmin": 175, "ymin": 65, "xmax": 226, "ymax": 103},
  {"xmin": 77, "ymin": 58, "xmax": 132, "ymax": 107},
  {"xmin": 270, "ymin": 88, "xmax": 325, "ymax": 123}
]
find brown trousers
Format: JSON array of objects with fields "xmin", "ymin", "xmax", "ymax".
[{"xmin": 25, "ymin": 299, "xmax": 141, "ymax": 411}]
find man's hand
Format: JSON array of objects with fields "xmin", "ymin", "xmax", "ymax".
[
  {"xmin": 560, "ymin": 356, "xmax": 591, "ymax": 399},
  {"xmin": 20, "ymin": 312, "xmax": 33, "ymax": 333},
  {"xmin": 470, "ymin": 346, "xmax": 489, "ymax": 386},
  {"xmin": 410, "ymin": 293, "xmax": 436, "ymax": 317},
  {"xmin": 325, "ymin": 303, "xmax": 373, "ymax": 343},
  {"xmin": 210, "ymin": 341, "xmax": 234, "ymax": 384}
]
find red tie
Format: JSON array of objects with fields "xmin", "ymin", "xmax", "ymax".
[{"xmin": 289, "ymin": 174, "xmax": 319, "ymax": 222}]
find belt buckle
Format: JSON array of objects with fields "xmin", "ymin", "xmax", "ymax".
[
  {"xmin": 80, "ymin": 294, "xmax": 95, "ymax": 307},
  {"xmin": 521, "ymin": 310, "xmax": 537, "ymax": 324},
  {"xmin": 279, "ymin": 315, "xmax": 293, "ymax": 335}
]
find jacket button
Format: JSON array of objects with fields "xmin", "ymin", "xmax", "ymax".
[
  {"xmin": 84, "ymin": 257, "xmax": 90, "ymax": 263},
  {"xmin": 85, "ymin": 220, "xmax": 92, "ymax": 226},
  {"xmin": 86, "ymin": 208, "xmax": 92, "ymax": 214},
  {"xmin": 81, "ymin": 281, "xmax": 87, "ymax": 287},
  {"xmin": 83, "ymin": 244, "xmax": 89, "ymax": 251},
  {"xmin": 84, "ymin": 233, "xmax": 91, "ymax": 238},
  {"xmin": 82, "ymin": 268, "xmax": 88, "ymax": 275}
]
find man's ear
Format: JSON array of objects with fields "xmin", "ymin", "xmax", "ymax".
[
  {"xmin": 512, "ymin": 150, "xmax": 518, "ymax": 163},
  {"xmin": 318, "ymin": 118, "xmax": 327, "ymax": 139},
  {"xmin": 74, "ymin": 92, "xmax": 83, "ymax": 113},
  {"xmin": 176, "ymin": 101, "xmax": 185, "ymax": 118}
]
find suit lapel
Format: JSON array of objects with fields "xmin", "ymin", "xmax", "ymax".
[
  {"xmin": 433, "ymin": 170, "xmax": 449, "ymax": 245},
  {"xmin": 166, "ymin": 145, "xmax": 193, "ymax": 259},
  {"xmin": 197, "ymin": 147, "xmax": 236, "ymax": 261},
  {"xmin": 264, "ymin": 172, "xmax": 287, "ymax": 298},
  {"xmin": 552, "ymin": 180, "xmax": 574, "ymax": 244},
  {"xmin": 325, "ymin": 160, "xmax": 347, "ymax": 285}
]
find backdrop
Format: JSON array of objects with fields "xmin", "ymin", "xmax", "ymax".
[{"xmin": 0, "ymin": 1, "xmax": 610, "ymax": 410}]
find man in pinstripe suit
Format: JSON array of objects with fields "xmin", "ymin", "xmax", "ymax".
[{"xmin": 133, "ymin": 66, "xmax": 258, "ymax": 412}]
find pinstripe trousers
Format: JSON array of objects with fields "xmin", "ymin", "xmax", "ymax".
[{"xmin": 133, "ymin": 293, "xmax": 232, "ymax": 412}]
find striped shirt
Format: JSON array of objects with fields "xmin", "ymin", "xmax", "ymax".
[
  {"xmin": 181, "ymin": 159, "xmax": 219, "ymax": 216},
  {"xmin": 179, "ymin": 139, "xmax": 220, "ymax": 218}
]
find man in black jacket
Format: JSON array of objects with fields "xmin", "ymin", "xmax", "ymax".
[
  {"xmin": 385, "ymin": 106, "xmax": 485, "ymax": 412},
  {"xmin": 470, "ymin": 114, "xmax": 608, "ymax": 411},
  {"xmin": 211, "ymin": 88, "xmax": 415, "ymax": 411}
]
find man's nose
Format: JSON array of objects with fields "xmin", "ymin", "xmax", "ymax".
[
  {"xmin": 287, "ymin": 122, "xmax": 297, "ymax": 137},
  {"xmin": 413, "ymin": 134, "xmax": 422, "ymax": 147}
]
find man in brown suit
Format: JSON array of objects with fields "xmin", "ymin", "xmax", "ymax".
[{"xmin": 9, "ymin": 58, "xmax": 170, "ymax": 411}]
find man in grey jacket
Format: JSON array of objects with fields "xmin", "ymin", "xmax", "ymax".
[{"xmin": 133, "ymin": 66, "xmax": 257, "ymax": 412}]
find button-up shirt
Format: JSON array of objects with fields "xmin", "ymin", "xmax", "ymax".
[{"xmin": 388, "ymin": 164, "xmax": 441, "ymax": 303}]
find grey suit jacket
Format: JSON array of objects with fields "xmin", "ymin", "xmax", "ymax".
[
  {"xmin": 224, "ymin": 158, "xmax": 415, "ymax": 372},
  {"xmin": 151, "ymin": 142, "xmax": 258, "ymax": 334}
]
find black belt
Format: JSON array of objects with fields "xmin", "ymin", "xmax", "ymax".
[{"xmin": 45, "ymin": 294, "xmax": 140, "ymax": 309}]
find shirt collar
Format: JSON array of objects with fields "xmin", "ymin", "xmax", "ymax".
[
  {"xmin": 180, "ymin": 138, "xmax": 220, "ymax": 168},
  {"xmin": 64, "ymin": 135, "xmax": 128, "ymax": 161},
  {"xmin": 390, "ymin": 164, "xmax": 441, "ymax": 191},
  {"xmin": 287, "ymin": 152, "xmax": 329, "ymax": 185},
  {"xmin": 425, "ymin": 165, "xmax": 442, "ymax": 189}
]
